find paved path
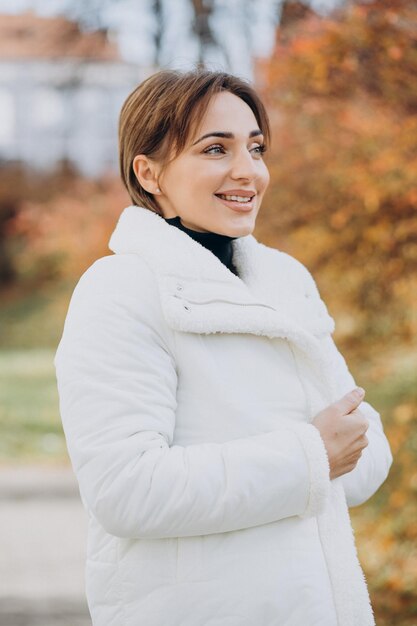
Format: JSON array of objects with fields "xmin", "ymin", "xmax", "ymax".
[{"xmin": 0, "ymin": 465, "xmax": 91, "ymax": 626}]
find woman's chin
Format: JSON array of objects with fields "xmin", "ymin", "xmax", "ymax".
[{"xmin": 224, "ymin": 217, "xmax": 256, "ymax": 237}]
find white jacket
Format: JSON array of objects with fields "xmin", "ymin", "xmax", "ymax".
[{"xmin": 54, "ymin": 205, "xmax": 393, "ymax": 626}]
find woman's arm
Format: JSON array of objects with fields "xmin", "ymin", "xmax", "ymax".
[
  {"xmin": 321, "ymin": 333, "xmax": 393, "ymax": 507},
  {"xmin": 55, "ymin": 254, "xmax": 331, "ymax": 540}
]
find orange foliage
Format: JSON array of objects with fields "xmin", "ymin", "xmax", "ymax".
[
  {"xmin": 1, "ymin": 164, "xmax": 129, "ymax": 289},
  {"xmin": 259, "ymin": 0, "xmax": 417, "ymax": 353}
]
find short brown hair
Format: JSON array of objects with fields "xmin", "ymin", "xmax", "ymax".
[{"xmin": 118, "ymin": 68, "xmax": 271, "ymax": 214}]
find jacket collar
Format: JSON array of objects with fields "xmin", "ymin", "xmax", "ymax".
[
  {"xmin": 108, "ymin": 206, "xmax": 335, "ymax": 352},
  {"xmin": 109, "ymin": 206, "xmax": 259, "ymax": 286}
]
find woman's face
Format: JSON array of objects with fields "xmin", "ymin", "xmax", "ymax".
[{"xmin": 155, "ymin": 91, "xmax": 270, "ymax": 236}]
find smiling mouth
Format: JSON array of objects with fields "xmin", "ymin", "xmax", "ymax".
[{"xmin": 215, "ymin": 193, "xmax": 255, "ymax": 203}]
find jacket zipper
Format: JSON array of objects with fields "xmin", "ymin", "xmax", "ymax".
[{"xmin": 173, "ymin": 294, "xmax": 277, "ymax": 311}]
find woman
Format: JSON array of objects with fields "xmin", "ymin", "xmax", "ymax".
[{"xmin": 54, "ymin": 69, "xmax": 393, "ymax": 626}]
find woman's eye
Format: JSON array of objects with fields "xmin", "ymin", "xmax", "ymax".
[
  {"xmin": 202, "ymin": 143, "xmax": 267, "ymax": 156},
  {"xmin": 203, "ymin": 144, "xmax": 225, "ymax": 155},
  {"xmin": 251, "ymin": 143, "xmax": 267, "ymax": 156}
]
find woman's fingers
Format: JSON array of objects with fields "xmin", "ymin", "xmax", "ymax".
[
  {"xmin": 312, "ymin": 388, "xmax": 370, "ymax": 479},
  {"xmin": 332, "ymin": 388, "xmax": 365, "ymax": 417}
]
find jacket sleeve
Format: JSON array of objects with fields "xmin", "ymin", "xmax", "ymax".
[
  {"xmin": 54, "ymin": 254, "xmax": 331, "ymax": 540},
  {"xmin": 321, "ymin": 333, "xmax": 393, "ymax": 507}
]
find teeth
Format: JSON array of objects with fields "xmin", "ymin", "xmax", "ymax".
[{"xmin": 218, "ymin": 194, "xmax": 253, "ymax": 203}]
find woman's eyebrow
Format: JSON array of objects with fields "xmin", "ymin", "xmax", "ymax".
[{"xmin": 192, "ymin": 129, "xmax": 263, "ymax": 146}]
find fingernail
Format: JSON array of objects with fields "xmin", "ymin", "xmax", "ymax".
[{"xmin": 356, "ymin": 387, "xmax": 365, "ymax": 397}]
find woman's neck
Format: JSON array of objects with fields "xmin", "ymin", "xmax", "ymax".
[{"xmin": 163, "ymin": 215, "xmax": 239, "ymax": 276}]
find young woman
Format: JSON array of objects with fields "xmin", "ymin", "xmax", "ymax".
[{"xmin": 54, "ymin": 69, "xmax": 393, "ymax": 626}]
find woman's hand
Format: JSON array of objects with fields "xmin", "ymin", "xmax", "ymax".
[{"xmin": 312, "ymin": 388, "xmax": 370, "ymax": 480}]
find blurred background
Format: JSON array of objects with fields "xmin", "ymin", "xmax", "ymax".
[{"xmin": 0, "ymin": 0, "xmax": 416, "ymax": 624}]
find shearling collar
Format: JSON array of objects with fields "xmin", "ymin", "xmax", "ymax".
[
  {"xmin": 108, "ymin": 205, "xmax": 335, "ymax": 349},
  {"xmin": 109, "ymin": 206, "xmax": 262, "ymax": 286}
]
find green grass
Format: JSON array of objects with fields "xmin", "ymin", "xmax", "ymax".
[{"xmin": 0, "ymin": 349, "xmax": 68, "ymax": 463}]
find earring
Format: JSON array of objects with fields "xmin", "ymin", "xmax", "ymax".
[{"xmin": 156, "ymin": 188, "xmax": 161, "ymax": 194}]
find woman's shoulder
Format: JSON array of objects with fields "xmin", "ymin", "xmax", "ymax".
[
  {"xmin": 75, "ymin": 253, "xmax": 158, "ymax": 298},
  {"xmin": 63, "ymin": 254, "xmax": 165, "ymax": 328},
  {"xmin": 60, "ymin": 253, "xmax": 173, "ymax": 345}
]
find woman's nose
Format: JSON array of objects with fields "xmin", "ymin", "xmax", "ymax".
[{"xmin": 229, "ymin": 149, "xmax": 257, "ymax": 180}]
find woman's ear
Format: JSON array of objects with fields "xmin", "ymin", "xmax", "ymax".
[{"xmin": 132, "ymin": 155, "xmax": 161, "ymax": 195}]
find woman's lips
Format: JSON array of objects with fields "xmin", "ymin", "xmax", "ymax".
[{"xmin": 214, "ymin": 194, "xmax": 255, "ymax": 212}]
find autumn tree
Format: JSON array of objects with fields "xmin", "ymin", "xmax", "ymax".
[{"xmin": 260, "ymin": 0, "xmax": 417, "ymax": 354}]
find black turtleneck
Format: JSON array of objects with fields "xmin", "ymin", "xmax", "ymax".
[{"xmin": 164, "ymin": 215, "xmax": 240, "ymax": 277}]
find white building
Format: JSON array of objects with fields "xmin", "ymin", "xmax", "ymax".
[
  {"xmin": 0, "ymin": 13, "xmax": 150, "ymax": 176},
  {"xmin": 0, "ymin": 59, "xmax": 150, "ymax": 177}
]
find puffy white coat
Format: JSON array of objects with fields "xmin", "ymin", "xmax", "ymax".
[{"xmin": 54, "ymin": 205, "xmax": 393, "ymax": 626}]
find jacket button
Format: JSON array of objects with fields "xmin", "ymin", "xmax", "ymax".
[
  {"xmin": 305, "ymin": 293, "xmax": 311, "ymax": 298},
  {"xmin": 176, "ymin": 283, "xmax": 183, "ymax": 291},
  {"xmin": 183, "ymin": 305, "xmax": 191, "ymax": 312}
]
